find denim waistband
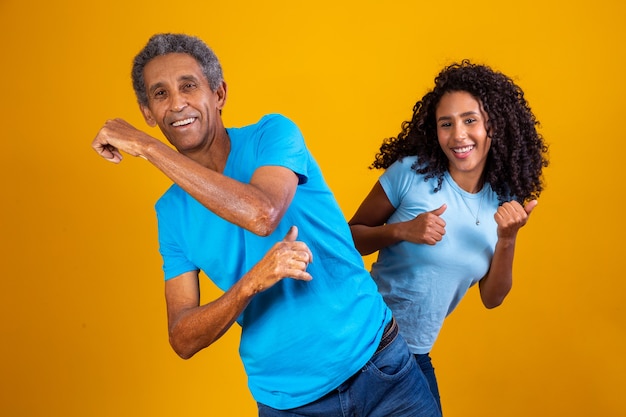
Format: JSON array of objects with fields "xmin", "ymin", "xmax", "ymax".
[{"xmin": 374, "ymin": 317, "xmax": 398, "ymax": 356}]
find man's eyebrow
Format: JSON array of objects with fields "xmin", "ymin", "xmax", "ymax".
[
  {"xmin": 147, "ymin": 75, "xmax": 201, "ymax": 94},
  {"xmin": 178, "ymin": 74, "xmax": 199, "ymax": 82},
  {"xmin": 148, "ymin": 81, "xmax": 165, "ymax": 95}
]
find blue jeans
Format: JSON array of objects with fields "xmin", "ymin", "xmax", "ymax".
[
  {"xmin": 415, "ymin": 353, "xmax": 442, "ymax": 414},
  {"xmin": 257, "ymin": 332, "xmax": 441, "ymax": 417}
]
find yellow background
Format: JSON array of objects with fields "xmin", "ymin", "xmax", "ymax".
[{"xmin": 2, "ymin": 0, "xmax": 624, "ymax": 416}]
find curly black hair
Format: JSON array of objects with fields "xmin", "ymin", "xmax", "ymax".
[{"xmin": 372, "ymin": 60, "xmax": 549, "ymax": 203}]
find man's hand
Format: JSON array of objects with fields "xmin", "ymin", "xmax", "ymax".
[
  {"xmin": 247, "ymin": 226, "xmax": 313, "ymax": 294},
  {"xmin": 91, "ymin": 118, "xmax": 154, "ymax": 163}
]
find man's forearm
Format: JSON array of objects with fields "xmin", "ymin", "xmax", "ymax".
[
  {"xmin": 167, "ymin": 276, "xmax": 256, "ymax": 359},
  {"xmin": 143, "ymin": 141, "xmax": 295, "ymax": 236}
]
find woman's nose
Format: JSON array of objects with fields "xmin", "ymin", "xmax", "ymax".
[{"xmin": 453, "ymin": 123, "xmax": 467, "ymax": 140}]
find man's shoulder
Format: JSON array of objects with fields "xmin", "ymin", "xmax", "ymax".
[
  {"xmin": 253, "ymin": 113, "xmax": 297, "ymax": 131},
  {"xmin": 258, "ymin": 113, "xmax": 290, "ymax": 123},
  {"xmin": 230, "ymin": 113, "xmax": 303, "ymax": 151},
  {"xmin": 228, "ymin": 113, "xmax": 297, "ymax": 140}
]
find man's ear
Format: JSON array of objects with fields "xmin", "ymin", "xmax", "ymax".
[
  {"xmin": 140, "ymin": 104, "xmax": 157, "ymax": 127},
  {"xmin": 216, "ymin": 81, "xmax": 228, "ymax": 110}
]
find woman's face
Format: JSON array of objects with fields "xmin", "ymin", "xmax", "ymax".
[{"xmin": 435, "ymin": 91, "xmax": 491, "ymax": 192}]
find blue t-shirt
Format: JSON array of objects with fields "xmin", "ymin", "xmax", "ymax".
[
  {"xmin": 155, "ymin": 114, "xmax": 390, "ymax": 410},
  {"xmin": 372, "ymin": 156, "xmax": 499, "ymax": 354}
]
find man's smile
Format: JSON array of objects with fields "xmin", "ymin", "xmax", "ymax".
[{"xmin": 171, "ymin": 117, "xmax": 197, "ymax": 127}]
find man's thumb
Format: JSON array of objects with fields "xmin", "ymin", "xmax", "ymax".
[{"xmin": 283, "ymin": 225, "xmax": 298, "ymax": 242}]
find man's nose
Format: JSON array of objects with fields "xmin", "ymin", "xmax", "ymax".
[{"xmin": 170, "ymin": 93, "xmax": 188, "ymax": 112}]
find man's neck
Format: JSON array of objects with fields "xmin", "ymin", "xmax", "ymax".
[{"xmin": 185, "ymin": 128, "xmax": 231, "ymax": 173}]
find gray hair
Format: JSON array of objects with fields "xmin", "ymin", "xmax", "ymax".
[{"xmin": 131, "ymin": 33, "xmax": 224, "ymax": 106}]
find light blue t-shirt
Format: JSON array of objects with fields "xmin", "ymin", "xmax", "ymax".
[
  {"xmin": 155, "ymin": 114, "xmax": 390, "ymax": 410},
  {"xmin": 372, "ymin": 156, "xmax": 499, "ymax": 354}
]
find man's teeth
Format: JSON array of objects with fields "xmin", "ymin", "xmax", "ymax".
[
  {"xmin": 172, "ymin": 118, "xmax": 195, "ymax": 127},
  {"xmin": 453, "ymin": 145, "xmax": 474, "ymax": 153}
]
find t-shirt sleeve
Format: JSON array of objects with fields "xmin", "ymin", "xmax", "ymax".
[
  {"xmin": 378, "ymin": 158, "xmax": 416, "ymax": 209},
  {"xmin": 156, "ymin": 200, "xmax": 199, "ymax": 281},
  {"xmin": 254, "ymin": 114, "xmax": 309, "ymax": 184}
]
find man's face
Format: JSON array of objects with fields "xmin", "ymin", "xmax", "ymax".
[{"xmin": 140, "ymin": 53, "xmax": 226, "ymax": 155}]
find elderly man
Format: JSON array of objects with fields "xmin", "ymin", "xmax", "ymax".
[{"xmin": 91, "ymin": 33, "xmax": 440, "ymax": 417}]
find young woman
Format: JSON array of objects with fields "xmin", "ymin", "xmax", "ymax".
[{"xmin": 349, "ymin": 60, "xmax": 549, "ymax": 413}]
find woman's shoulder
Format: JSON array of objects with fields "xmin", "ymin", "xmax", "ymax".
[{"xmin": 384, "ymin": 155, "xmax": 423, "ymax": 177}]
